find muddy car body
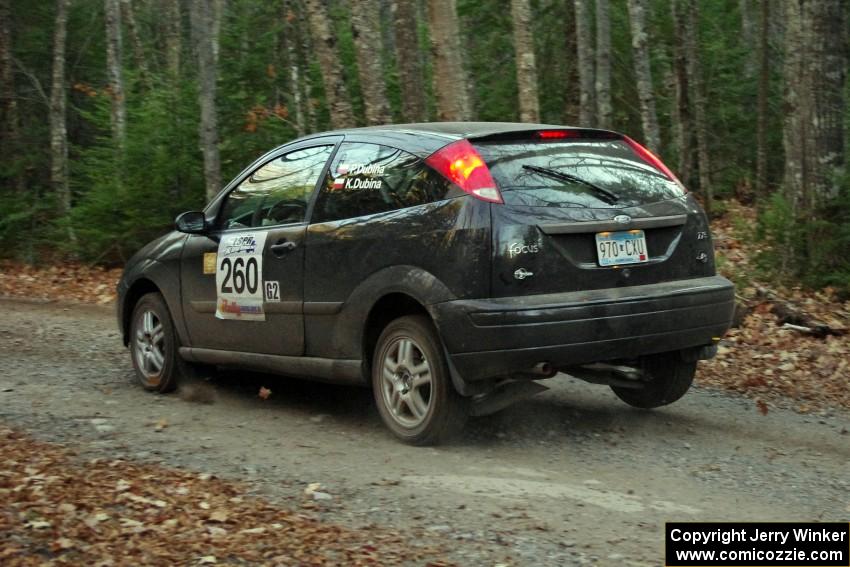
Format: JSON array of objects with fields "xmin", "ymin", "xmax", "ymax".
[{"xmin": 118, "ymin": 122, "xmax": 735, "ymax": 444}]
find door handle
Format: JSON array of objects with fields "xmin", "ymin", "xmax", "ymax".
[{"xmin": 270, "ymin": 240, "xmax": 297, "ymax": 256}]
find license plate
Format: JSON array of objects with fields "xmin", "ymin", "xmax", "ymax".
[{"xmin": 595, "ymin": 230, "xmax": 648, "ymax": 266}]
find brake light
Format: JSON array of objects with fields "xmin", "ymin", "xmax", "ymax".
[
  {"xmin": 425, "ymin": 139, "xmax": 502, "ymax": 203},
  {"xmin": 623, "ymin": 136, "xmax": 686, "ymax": 191},
  {"xmin": 536, "ymin": 130, "xmax": 580, "ymax": 139}
]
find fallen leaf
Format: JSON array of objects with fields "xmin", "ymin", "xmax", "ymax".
[{"xmin": 258, "ymin": 387, "xmax": 272, "ymax": 400}]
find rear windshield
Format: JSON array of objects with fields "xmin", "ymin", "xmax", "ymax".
[{"xmin": 474, "ymin": 140, "xmax": 685, "ymax": 208}]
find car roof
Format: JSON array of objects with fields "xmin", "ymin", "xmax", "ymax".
[{"xmin": 297, "ymin": 121, "xmax": 601, "ymax": 158}]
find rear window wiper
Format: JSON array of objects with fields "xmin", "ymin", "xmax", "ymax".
[{"xmin": 521, "ymin": 164, "xmax": 619, "ymax": 205}]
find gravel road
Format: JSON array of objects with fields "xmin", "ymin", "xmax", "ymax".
[{"xmin": 2, "ymin": 298, "xmax": 848, "ymax": 566}]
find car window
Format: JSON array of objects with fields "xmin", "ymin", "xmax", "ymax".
[
  {"xmin": 218, "ymin": 145, "xmax": 334, "ymax": 230},
  {"xmin": 311, "ymin": 142, "xmax": 451, "ymax": 223}
]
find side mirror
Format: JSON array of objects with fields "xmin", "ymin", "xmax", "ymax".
[{"xmin": 175, "ymin": 211, "xmax": 208, "ymax": 234}]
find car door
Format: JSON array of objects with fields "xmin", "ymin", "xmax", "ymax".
[{"xmin": 180, "ymin": 142, "xmax": 337, "ymax": 355}]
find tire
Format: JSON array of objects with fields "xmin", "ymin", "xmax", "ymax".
[
  {"xmin": 129, "ymin": 292, "xmax": 184, "ymax": 393},
  {"xmin": 371, "ymin": 315, "xmax": 468, "ymax": 445},
  {"xmin": 611, "ymin": 352, "xmax": 696, "ymax": 409}
]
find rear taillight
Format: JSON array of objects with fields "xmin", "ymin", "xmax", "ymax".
[
  {"xmin": 623, "ymin": 136, "xmax": 686, "ymax": 191},
  {"xmin": 425, "ymin": 139, "xmax": 503, "ymax": 203}
]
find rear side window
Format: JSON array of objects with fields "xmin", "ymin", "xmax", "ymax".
[
  {"xmin": 474, "ymin": 140, "xmax": 685, "ymax": 209},
  {"xmin": 218, "ymin": 145, "xmax": 333, "ymax": 229},
  {"xmin": 311, "ymin": 142, "xmax": 451, "ymax": 223}
]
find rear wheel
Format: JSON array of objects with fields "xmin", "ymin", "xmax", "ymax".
[
  {"xmin": 371, "ymin": 315, "xmax": 467, "ymax": 445},
  {"xmin": 611, "ymin": 352, "xmax": 696, "ymax": 409},
  {"xmin": 129, "ymin": 293, "xmax": 183, "ymax": 393}
]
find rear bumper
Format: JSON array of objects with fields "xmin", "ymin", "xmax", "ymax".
[{"xmin": 430, "ymin": 275, "xmax": 735, "ymax": 382}]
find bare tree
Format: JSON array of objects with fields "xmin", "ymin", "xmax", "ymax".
[
  {"xmin": 683, "ymin": 0, "xmax": 711, "ymax": 213},
  {"xmin": 0, "ymin": 0, "xmax": 23, "ymax": 194},
  {"xmin": 626, "ymin": 0, "xmax": 660, "ymax": 151},
  {"xmin": 392, "ymin": 0, "xmax": 426, "ymax": 121},
  {"xmin": 755, "ymin": 0, "xmax": 769, "ymax": 196},
  {"xmin": 50, "ymin": 0, "xmax": 74, "ymax": 242},
  {"xmin": 670, "ymin": 0, "xmax": 692, "ymax": 185},
  {"xmin": 426, "ymin": 0, "xmax": 471, "ymax": 121},
  {"xmin": 304, "ymin": 0, "xmax": 354, "ymax": 128},
  {"xmin": 162, "ymin": 0, "xmax": 181, "ymax": 82},
  {"xmin": 573, "ymin": 0, "xmax": 594, "ymax": 126},
  {"xmin": 350, "ymin": 0, "xmax": 391, "ymax": 125},
  {"xmin": 782, "ymin": 0, "xmax": 847, "ymax": 218},
  {"xmin": 121, "ymin": 0, "xmax": 151, "ymax": 89},
  {"xmin": 104, "ymin": 0, "xmax": 126, "ymax": 149},
  {"xmin": 190, "ymin": 0, "xmax": 223, "ymax": 200},
  {"xmin": 511, "ymin": 0, "xmax": 539, "ymax": 122},
  {"xmin": 594, "ymin": 0, "xmax": 611, "ymax": 129}
]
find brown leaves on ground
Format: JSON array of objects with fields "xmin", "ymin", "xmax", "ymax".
[
  {"xmin": 703, "ymin": 201, "xmax": 850, "ymax": 412},
  {"xmin": 0, "ymin": 261, "xmax": 120, "ymax": 304},
  {"xmin": 0, "ymin": 426, "xmax": 451, "ymax": 566}
]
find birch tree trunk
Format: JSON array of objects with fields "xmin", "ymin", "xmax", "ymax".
[
  {"xmin": 190, "ymin": 0, "xmax": 222, "ymax": 200},
  {"xmin": 50, "ymin": 0, "xmax": 74, "ymax": 242},
  {"xmin": 739, "ymin": 0, "xmax": 755, "ymax": 77},
  {"xmin": 122, "ymin": 0, "xmax": 151, "ymax": 89},
  {"xmin": 511, "ymin": 0, "xmax": 539, "ymax": 123},
  {"xmin": 670, "ymin": 0, "xmax": 692, "ymax": 185},
  {"xmin": 104, "ymin": 0, "xmax": 126, "ymax": 150},
  {"xmin": 684, "ymin": 0, "xmax": 711, "ymax": 214},
  {"xmin": 782, "ymin": 0, "xmax": 806, "ymax": 218},
  {"xmin": 626, "ymin": 0, "xmax": 660, "ymax": 151},
  {"xmin": 305, "ymin": 0, "xmax": 355, "ymax": 128},
  {"xmin": 426, "ymin": 0, "xmax": 472, "ymax": 121},
  {"xmin": 594, "ymin": 0, "xmax": 611, "ymax": 128},
  {"xmin": 162, "ymin": 0, "xmax": 181, "ymax": 82},
  {"xmin": 573, "ymin": 0, "xmax": 594, "ymax": 126},
  {"xmin": 392, "ymin": 0, "xmax": 426, "ymax": 122},
  {"xmin": 755, "ymin": 0, "xmax": 769, "ymax": 196},
  {"xmin": 350, "ymin": 0, "xmax": 391, "ymax": 125}
]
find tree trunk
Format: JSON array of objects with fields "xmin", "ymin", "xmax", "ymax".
[
  {"xmin": 392, "ymin": 0, "xmax": 426, "ymax": 122},
  {"xmin": 304, "ymin": 0, "xmax": 354, "ymax": 128},
  {"xmin": 683, "ymin": 0, "xmax": 711, "ymax": 214},
  {"xmin": 50, "ymin": 0, "xmax": 74, "ymax": 243},
  {"xmin": 594, "ymin": 0, "xmax": 611, "ymax": 128},
  {"xmin": 0, "ymin": 0, "xmax": 24, "ymax": 194},
  {"xmin": 626, "ymin": 0, "xmax": 660, "ymax": 151},
  {"xmin": 739, "ymin": 0, "xmax": 755, "ymax": 77},
  {"xmin": 350, "ymin": 0, "xmax": 391, "ymax": 125},
  {"xmin": 755, "ymin": 0, "xmax": 769, "ymax": 196},
  {"xmin": 104, "ymin": 0, "xmax": 126, "ymax": 150},
  {"xmin": 190, "ymin": 0, "xmax": 222, "ymax": 200},
  {"xmin": 163, "ymin": 0, "xmax": 181, "ymax": 82},
  {"xmin": 426, "ymin": 0, "xmax": 472, "ymax": 121},
  {"xmin": 782, "ymin": 0, "xmax": 847, "ymax": 218},
  {"xmin": 573, "ymin": 0, "xmax": 594, "ymax": 126},
  {"xmin": 511, "ymin": 0, "xmax": 539, "ymax": 123},
  {"xmin": 121, "ymin": 0, "xmax": 150, "ymax": 90},
  {"xmin": 282, "ymin": 0, "xmax": 305, "ymax": 136},
  {"xmin": 670, "ymin": 0, "xmax": 692, "ymax": 186}
]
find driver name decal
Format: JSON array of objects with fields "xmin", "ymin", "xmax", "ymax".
[{"xmin": 215, "ymin": 231, "xmax": 268, "ymax": 321}]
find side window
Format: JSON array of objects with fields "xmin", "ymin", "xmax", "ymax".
[
  {"xmin": 311, "ymin": 142, "xmax": 451, "ymax": 223},
  {"xmin": 218, "ymin": 145, "xmax": 334, "ymax": 230}
]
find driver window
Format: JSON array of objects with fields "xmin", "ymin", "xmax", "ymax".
[{"xmin": 218, "ymin": 145, "xmax": 334, "ymax": 230}]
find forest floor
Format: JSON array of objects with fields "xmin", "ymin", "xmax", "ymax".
[{"xmin": 1, "ymin": 202, "xmax": 849, "ymax": 565}]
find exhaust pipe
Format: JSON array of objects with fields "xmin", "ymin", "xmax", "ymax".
[{"xmin": 530, "ymin": 361, "xmax": 554, "ymax": 377}]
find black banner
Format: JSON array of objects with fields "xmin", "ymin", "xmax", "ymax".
[{"xmin": 666, "ymin": 522, "xmax": 849, "ymax": 566}]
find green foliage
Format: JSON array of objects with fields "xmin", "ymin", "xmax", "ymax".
[{"xmin": 70, "ymin": 83, "xmax": 204, "ymax": 262}]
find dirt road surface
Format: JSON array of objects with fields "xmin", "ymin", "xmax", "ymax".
[{"xmin": 2, "ymin": 299, "xmax": 849, "ymax": 566}]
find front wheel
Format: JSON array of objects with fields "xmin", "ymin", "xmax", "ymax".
[
  {"xmin": 371, "ymin": 315, "xmax": 468, "ymax": 445},
  {"xmin": 129, "ymin": 292, "xmax": 183, "ymax": 393},
  {"xmin": 611, "ymin": 352, "xmax": 696, "ymax": 409}
]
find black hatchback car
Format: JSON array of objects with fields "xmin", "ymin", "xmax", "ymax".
[{"xmin": 118, "ymin": 122, "xmax": 735, "ymax": 444}]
